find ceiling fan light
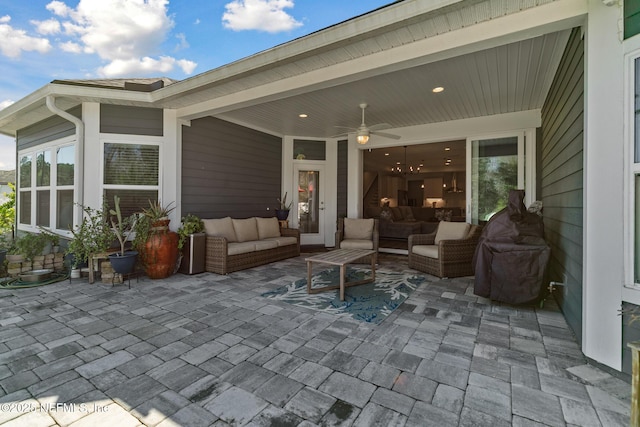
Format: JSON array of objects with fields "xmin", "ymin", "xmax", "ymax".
[{"xmin": 356, "ymin": 131, "xmax": 369, "ymax": 144}]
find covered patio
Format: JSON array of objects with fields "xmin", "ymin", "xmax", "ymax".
[{"xmin": 0, "ymin": 254, "xmax": 630, "ymax": 426}]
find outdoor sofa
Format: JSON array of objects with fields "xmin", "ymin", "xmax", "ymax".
[{"xmin": 203, "ymin": 216, "xmax": 300, "ymax": 274}]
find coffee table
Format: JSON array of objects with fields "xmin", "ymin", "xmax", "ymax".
[{"xmin": 305, "ymin": 248, "xmax": 377, "ymax": 301}]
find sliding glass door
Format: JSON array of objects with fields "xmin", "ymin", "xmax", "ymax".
[{"xmin": 467, "ymin": 134, "xmax": 525, "ymax": 224}]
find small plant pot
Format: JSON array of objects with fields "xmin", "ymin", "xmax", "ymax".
[
  {"xmin": 108, "ymin": 251, "xmax": 138, "ymax": 275},
  {"xmin": 275, "ymin": 209, "xmax": 290, "ymax": 221},
  {"xmin": 70, "ymin": 269, "xmax": 81, "ymax": 279}
]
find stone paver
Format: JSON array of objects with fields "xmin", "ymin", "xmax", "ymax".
[{"xmin": 0, "ymin": 254, "xmax": 630, "ymax": 426}]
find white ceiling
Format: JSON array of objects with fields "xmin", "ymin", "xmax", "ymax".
[{"xmin": 216, "ymin": 30, "xmax": 570, "ymax": 141}]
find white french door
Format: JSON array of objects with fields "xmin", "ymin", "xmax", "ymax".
[
  {"xmin": 293, "ymin": 162, "xmax": 326, "ymax": 245},
  {"xmin": 466, "ymin": 133, "xmax": 525, "ymax": 224}
]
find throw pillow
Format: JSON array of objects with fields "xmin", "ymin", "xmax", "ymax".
[
  {"xmin": 344, "ymin": 218, "xmax": 374, "ymax": 240},
  {"xmin": 434, "ymin": 221, "xmax": 470, "ymax": 244},
  {"xmin": 390, "ymin": 207, "xmax": 404, "ymax": 221},
  {"xmin": 256, "ymin": 217, "xmax": 281, "ymax": 239},
  {"xmin": 232, "ymin": 218, "xmax": 259, "ymax": 242},
  {"xmin": 380, "ymin": 208, "xmax": 393, "ymax": 221},
  {"xmin": 203, "ymin": 217, "xmax": 237, "ymax": 242}
]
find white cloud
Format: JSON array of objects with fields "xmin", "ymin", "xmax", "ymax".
[
  {"xmin": 175, "ymin": 33, "xmax": 189, "ymax": 51},
  {"xmin": 0, "ymin": 100, "xmax": 15, "ymax": 110},
  {"xmin": 45, "ymin": 0, "xmax": 197, "ymax": 77},
  {"xmin": 31, "ymin": 18, "xmax": 61, "ymax": 35},
  {"xmin": 59, "ymin": 41, "xmax": 82, "ymax": 53},
  {"xmin": 98, "ymin": 56, "xmax": 197, "ymax": 77},
  {"xmin": 0, "ymin": 15, "xmax": 52, "ymax": 58},
  {"xmin": 223, "ymin": 0, "xmax": 302, "ymax": 33}
]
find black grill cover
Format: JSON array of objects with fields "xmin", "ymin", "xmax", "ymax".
[{"xmin": 473, "ymin": 189, "xmax": 550, "ymax": 304}]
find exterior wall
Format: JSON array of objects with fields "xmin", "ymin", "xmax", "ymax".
[
  {"xmin": 16, "ymin": 106, "xmax": 81, "ymax": 150},
  {"xmin": 540, "ymin": 27, "xmax": 584, "ymax": 344},
  {"xmin": 100, "ymin": 104, "xmax": 163, "ymax": 136},
  {"xmin": 181, "ymin": 117, "xmax": 282, "ymax": 219}
]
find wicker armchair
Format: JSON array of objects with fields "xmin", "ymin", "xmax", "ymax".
[
  {"xmin": 408, "ymin": 222, "xmax": 482, "ymax": 278},
  {"xmin": 335, "ymin": 218, "xmax": 378, "ymax": 263}
]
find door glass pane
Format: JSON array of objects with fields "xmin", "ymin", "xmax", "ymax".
[
  {"xmin": 298, "ymin": 170, "xmax": 319, "ymax": 233},
  {"xmin": 471, "ymin": 137, "xmax": 518, "ymax": 224}
]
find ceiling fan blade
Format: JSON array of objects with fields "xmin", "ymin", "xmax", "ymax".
[
  {"xmin": 368, "ymin": 123, "xmax": 392, "ymax": 131},
  {"xmin": 333, "ymin": 125, "xmax": 357, "ymax": 130},
  {"xmin": 371, "ymin": 130, "xmax": 401, "ymax": 140},
  {"xmin": 330, "ymin": 131, "xmax": 350, "ymax": 138}
]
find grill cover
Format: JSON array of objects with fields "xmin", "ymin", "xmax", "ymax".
[{"xmin": 473, "ymin": 190, "xmax": 550, "ymax": 304}]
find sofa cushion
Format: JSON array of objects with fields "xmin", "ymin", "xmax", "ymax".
[
  {"xmin": 254, "ymin": 240, "xmax": 278, "ymax": 251},
  {"xmin": 340, "ymin": 239, "xmax": 374, "ymax": 250},
  {"xmin": 233, "ymin": 218, "xmax": 259, "ymax": 242},
  {"xmin": 344, "ymin": 218, "xmax": 374, "ymax": 240},
  {"xmin": 256, "ymin": 217, "xmax": 281, "ymax": 240},
  {"xmin": 434, "ymin": 221, "xmax": 470, "ymax": 244},
  {"xmin": 399, "ymin": 206, "xmax": 416, "ymax": 221},
  {"xmin": 227, "ymin": 242, "xmax": 256, "ymax": 255},
  {"xmin": 203, "ymin": 217, "xmax": 237, "ymax": 242},
  {"xmin": 264, "ymin": 236, "xmax": 298, "ymax": 247},
  {"xmin": 412, "ymin": 245, "xmax": 439, "ymax": 259}
]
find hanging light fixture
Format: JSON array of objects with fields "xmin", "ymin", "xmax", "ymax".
[
  {"xmin": 356, "ymin": 130, "xmax": 370, "ymax": 144},
  {"xmin": 391, "ymin": 146, "xmax": 420, "ymax": 175}
]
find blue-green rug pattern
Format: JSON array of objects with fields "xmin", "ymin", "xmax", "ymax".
[{"xmin": 261, "ymin": 267, "xmax": 426, "ymax": 324}]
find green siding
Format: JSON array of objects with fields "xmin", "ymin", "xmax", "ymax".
[
  {"xmin": 625, "ymin": 0, "xmax": 640, "ymax": 40},
  {"xmin": 540, "ymin": 27, "xmax": 584, "ymax": 343}
]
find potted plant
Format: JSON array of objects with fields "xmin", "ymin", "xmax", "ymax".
[
  {"xmin": 276, "ymin": 192, "xmax": 292, "ymax": 221},
  {"xmin": 108, "ymin": 195, "xmax": 138, "ymax": 275},
  {"xmin": 133, "ymin": 200, "xmax": 178, "ymax": 279},
  {"xmin": 66, "ymin": 203, "xmax": 115, "ymax": 277},
  {"xmin": 177, "ymin": 214, "xmax": 205, "ymax": 275},
  {"xmin": 14, "ymin": 232, "xmax": 47, "ymax": 262}
]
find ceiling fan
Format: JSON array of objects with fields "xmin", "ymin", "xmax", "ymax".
[{"xmin": 333, "ymin": 103, "xmax": 401, "ymax": 144}]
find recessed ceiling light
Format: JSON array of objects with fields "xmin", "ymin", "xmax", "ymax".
[
  {"xmin": 298, "ymin": 113, "xmax": 308, "ymax": 118},
  {"xmin": 384, "ymin": 153, "xmax": 389, "ymax": 156},
  {"xmin": 432, "ymin": 87, "xmax": 444, "ymax": 93},
  {"xmin": 444, "ymin": 147, "xmax": 451, "ymax": 151}
]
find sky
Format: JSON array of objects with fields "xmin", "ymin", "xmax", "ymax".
[{"xmin": 0, "ymin": 0, "xmax": 395, "ymax": 171}]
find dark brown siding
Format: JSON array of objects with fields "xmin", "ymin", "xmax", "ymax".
[
  {"xmin": 181, "ymin": 117, "xmax": 282, "ymax": 219},
  {"xmin": 337, "ymin": 140, "xmax": 348, "ymax": 219},
  {"xmin": 100, "ymin": 105, "xmax": 163, "ymax": 136},
  {"xmin": 17, "ymin": 106, "xmax": 81, "ymax": 150},
  {"xmin": 540, "ymin": 27, "xmax": 584, "ymax": 343}
]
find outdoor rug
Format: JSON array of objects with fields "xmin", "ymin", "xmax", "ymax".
[{"xmin": 261, "ymin": 267, "xmax": 427, "ymax": 324}]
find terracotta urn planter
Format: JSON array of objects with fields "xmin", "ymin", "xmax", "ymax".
[{"xmin": 144, "ymin": 228, "xmax": 179, "ymax": 279}]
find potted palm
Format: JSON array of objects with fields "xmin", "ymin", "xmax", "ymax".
[
  {"xmin": 133, "ymin": 200, "xmax": 178, "ymax": 279},
  {"xmin": 276, "ymin": 192, "xmax": 292, "ymax": 221},
  {"xmin": 108, "ymin": 195, "xmax": 138, "ymax": 275},
  {"xmin": 177, "ymin": 214, "xmax": 205, "ymax": 275}
]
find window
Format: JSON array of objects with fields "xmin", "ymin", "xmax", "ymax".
[
  {"xmin": 103, "ymin": 142, "xmax": 159, "ymax": 217},
  {"xmin": 18, "ymin": 141, "xmax": 75, "ymax": 233}
]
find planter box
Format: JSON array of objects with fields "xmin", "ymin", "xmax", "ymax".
[{"xmin": 179, "ymin": 233, "xmax": 205, "ymax": 275}]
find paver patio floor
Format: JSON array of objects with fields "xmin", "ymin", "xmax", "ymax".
[{"xmin": 0, "ymin": 254, "xmax": 631, "ymax": 426}]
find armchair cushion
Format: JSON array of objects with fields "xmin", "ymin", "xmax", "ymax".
[
  {"xmin": 344, "ymin": 218, "xmax": 374, "ymax": 240},
  {"xmin": 411, "ymin": 245, "xmax": 438, "ymax": 259},
  {"xmin": 232, "ymin": 218, "xmax": 259, "ymax": 242},
  {"xmin": 434, "ymin": 221, "xmax": 470, "ymax": 244},
  {"xmin": 256, "ymin": 217, "xmax": 281, "ymax": 240},
  {"xmin": 203, "ymin": 217, "xmax": 237, "ymax": 242}
]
